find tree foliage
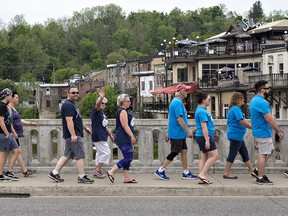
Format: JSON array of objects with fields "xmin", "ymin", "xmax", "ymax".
[{"xmin": 0, "ymin": 1, "xmax": 286, "ymax": 85}]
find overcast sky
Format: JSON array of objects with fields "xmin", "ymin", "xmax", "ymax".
[{"xmin": 0, "ymin": 0, "xmax": 286, "ymax": 25}]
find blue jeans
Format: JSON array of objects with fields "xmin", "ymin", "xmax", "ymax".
[
  {"xmin": 116, "ymin": 143, "xmax": 134, "ymax": 170},
  {"xmin": 226, "ymin": 139, "xmax": 250, "ymax": 163}
]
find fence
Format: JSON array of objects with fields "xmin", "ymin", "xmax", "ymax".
[{"xmin": 18, "ymin": 119, "xmax": 288, "ymax": 173}]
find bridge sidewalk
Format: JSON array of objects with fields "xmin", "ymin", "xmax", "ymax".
[{"xmin": 1, "ymin": 172, "xmax": 288, "ymax": 197}]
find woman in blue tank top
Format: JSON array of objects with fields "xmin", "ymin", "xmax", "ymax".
[{"xmin": 107, "ymin": 94, "xmax": 137, "ymax": 184}]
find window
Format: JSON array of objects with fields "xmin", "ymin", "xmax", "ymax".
[
  {"xmin": 192, "ymin": 66, "xmax": 196, "ymax": 81},
  {"xmin": 268, "ymin": 55, "xmax": 274, "ymax": 65},
  {"xmin": 224, "ymin": 104, "xmax": 229, "ymax": 119},
  {"xmin": 275, "ymin": 104, "xmax": 280, "ymax": 119},
  {"xmin": 127, "ymin": 65, "xmax": 130, "ymax": 75},
  {"xmin": 177, "ymin": 68, "xmax": 188, "ymax": 82},
  {"xmin": 211, "ymin": 96, "xmax": 216, "ymax": 119},
  {"xmin": 149, "ymin": 81, "xmax": 153, "ymax": 90},
  {"xmin": 45, "ymin": 88, "xmax": 50, "ymax": 96},
  {"xmin": 141, "ymin": 81, "xmax": 145, "ymax": 91},
  {"xmin": 279, "ymin": 63, "xmax": 284, "ymax": 77},
  {"xmin": 46, "ymin": 100, "xmax": 51, "ymax": 108}
]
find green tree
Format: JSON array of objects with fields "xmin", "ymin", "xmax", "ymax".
[
  {"xmin": 248, "ymin": 1, "xmax": 264, "ymax": 22},
  {"xmin": 78, "ymin": 85, "xmax": 118, "ymax": 118},
  {"xmin": 0, "ymin": 78, "xmax": 16, "ymax": 91},
  {"xmin": 16, "ymin": 72, "xmax": 37, "ymax": 101},
  {"xmin": 50, "ymin": 68, "xmax": 82, "ymax": 83}
]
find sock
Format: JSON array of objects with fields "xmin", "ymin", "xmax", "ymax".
[
  {"xmin": 258, "ymin": 176, "xmax": 263, "ymax": 179},
  {"xmin": 158, "ymin": 167, "xmax": 165, "ymax": 172},
  {"xmin": 52, "ymin": 170, "xmax": 58, "ymax": 175},
  {"xmin": 183, "ymin": 169, "xmax": 190, "ymax": 175},
  {"xmin": 79, "ymin": 174, "xmax": 85, "ymax": 178}
]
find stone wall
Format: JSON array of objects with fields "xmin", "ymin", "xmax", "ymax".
[{"xmin": 16, "ymin": 119, "xmax": 288, "ymax": 174}]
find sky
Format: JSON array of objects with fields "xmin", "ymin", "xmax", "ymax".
[{"xmin": 0, "ymin": 0, "xmax": 287, "ymax": 25}]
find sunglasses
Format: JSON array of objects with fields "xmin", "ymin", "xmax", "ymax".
[
  {"xmin": 262, "ymin": 87, "xmax": 270, "ymax": 90},
  {"xmin": 101, "ymin": 102, "xmax": 107, "ymax": 105},
  {"xmin": 70, "ymin": 92, "xmax": 79, "ymax": 95}
]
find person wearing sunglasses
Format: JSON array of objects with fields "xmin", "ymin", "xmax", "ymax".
[
  {"xmin": 249, "ymin": 80, "xmax": 283, "ymax": 185},
  {"xmin": 48, "ymin": 86, "xmax": 94, "ymax": 184},
  {"xmin": 90, "ymin": 89, "xmax": 114, "ymax": 179}
]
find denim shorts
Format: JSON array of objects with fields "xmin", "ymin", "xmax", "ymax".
[
  {"xmin": 195, "ymin": 136, "xmax": 217, "ymax": 153},
  {"xmin": 0, "ymin": 133, "xmax": 19, "ymax": 152},
  {"xmin": 64, "ymin": 136, "xmax": 85, "ymax": 160}
]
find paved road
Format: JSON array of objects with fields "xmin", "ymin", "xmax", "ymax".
[{"xmin": 1, "ymin": 196, "xmax": 288, "ymax": 216}]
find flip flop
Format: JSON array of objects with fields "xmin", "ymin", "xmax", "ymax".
[
  {"xmin": 107, "ymin": 172, "xmax": 114, "ymax": 183},
  {"xmin": 223, "ymin": 175, "xmax": 238, "ymax": 179},
  {"xmin": 124, "ymin": 179, "xmax": 137, "ymax": 183},
  {"xmin": 198, "ymin": 176, "xmax": 210, "ymax": 184}
]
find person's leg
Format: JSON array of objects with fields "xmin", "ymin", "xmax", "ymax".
[
  {"xmin": 53, "ymin": 156, "xmax": 70, "ymax": 173},
  {"xmin": 238, "ymin": 141, "xmax": 254, "ymax": 172},
  {"xmin": 224, "ymin": 140, "xmax": 241, "ymax": 177},
  {"xmin": 257, "ymin": 154, "xmax": 267, "ymax": 177},
  {"xmin": 198, "ymin": 152, "xmax": 208, "ymax": 175},
  {"xmin": 199, "ymin": 149, "xmax": 219, "ymax": 179},
  {"xmin": 76, "ymin": 158, "xmax": 85, "ymax": 175},
  {"xmin": 0, "ymin": 152, "xmax": 7, "ymax": 175},
  {"xmin": 94, "ymin": 141, "xmax": 111, "ymax": 172}
]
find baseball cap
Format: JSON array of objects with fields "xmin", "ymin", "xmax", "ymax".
[
  {"xmin": 176, "ymin": 83, "xmax": 191, "ymax": 92},
  {"xmin": 0, "ymin": 88, "xmax": 12, "ymax": 99}
]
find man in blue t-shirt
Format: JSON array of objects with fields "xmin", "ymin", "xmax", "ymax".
[
  {"xmin": 48, "ymin": 87, "xmax": 94, "ymax": 184},
  {"xmin": 250, "ymin": 80, "xmax": 283, "ymax": 185},
  {"xmin": 154, "ymin": 84, "xmax": 197, "ymax": 180}
]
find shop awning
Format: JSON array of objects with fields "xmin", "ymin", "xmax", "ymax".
[{"xmin": 151, "ymin": 83, "xmax": 198, "ymax": 95}]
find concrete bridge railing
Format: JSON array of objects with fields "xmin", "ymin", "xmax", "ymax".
[{"xmin": 17, "ymin": 119, "xmax": 288, "ymax": 174}]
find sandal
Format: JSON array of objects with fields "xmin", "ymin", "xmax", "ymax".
[
  {"xmin": 198, "ymin": 176, "xmax": 211, "ymax": 185},
  {"xmin": 124, "ymin": 179, "xmax": 137, "ymax": 183},
  {"xmin": 107, "ymin": 172, "xmax": 114, "ymax": 183},
  {"xmin": 23, "ymin": 169, "xmax": 36, "ymax": 177}
]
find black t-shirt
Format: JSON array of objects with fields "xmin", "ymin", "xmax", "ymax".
[
  {"xmin": 0, "ymin": 101, "xmax": 12, "ymax": 133},
  {"xmin": 61, "ymin": 99, "xmax": 83, "ymax": 139}
]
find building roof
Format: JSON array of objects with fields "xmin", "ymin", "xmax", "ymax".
[
  {"xmin": 38, "ymin": 83, "xmax": 69, "ymax": 88},
  {"xmin": 248, "ymin": 19, "xmax": 288, "ymax": 34}
]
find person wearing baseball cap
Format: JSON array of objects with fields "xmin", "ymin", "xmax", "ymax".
[
  {"xmin": 0, "ymin": 88, "xmax": 21, "ymax": 182},
  {"xmin": 154, "ymin": 83, "xmax": 197, "ymax": 180}
]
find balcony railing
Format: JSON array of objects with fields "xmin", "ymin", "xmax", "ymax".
[
  {"xmin": 12, "ymin": 119, "xmax": 288, "ymax": 173},
  {"xmin": 249, "ymin": 74, "xmax": 288, "ymax": 89}
]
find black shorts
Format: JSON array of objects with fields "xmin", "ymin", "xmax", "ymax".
[
  {"xmin": 195, "ymin": 136, "xmax": 217, "ymax": 153},
  {"xmin": 170, "ymin": 138, "xmax": 187, "ymax": 153}
]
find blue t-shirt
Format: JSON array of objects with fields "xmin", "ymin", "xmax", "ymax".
[
  {"xmin": 114, "ymin": 107, "xmax": 135, "ymax": 144},
  {"xmin": 167, "ymin": 97, "xmax": 188, "ymax": 139},
  {"xmin": 249, "ymin": 95, "xmax": 272, "ymax": 138},
  {"xmin": 195, "ymin": 106, "xmax": 214, "ymax": 137},
  {"xmin": 90, "ymin": 108, "xmax": 109, "ymax": 142},
  {"xmin": 61, "ymin": 99, "xmax": 84, "ymax": 139},
  {"xmin": 226, "ymin": 105, "xmax": 246, "ymax": 141}
]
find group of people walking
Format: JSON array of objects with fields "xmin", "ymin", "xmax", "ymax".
[
  {"xmin": 0, "ymin": 88, "xmax": 37, "ymax": 182},
  {"xmin": 154, "ymin": 80, "xmax": 284, "ymax": 185},
  {"xmin": 0, "ymin": 80, "xmax": 285, "ymax": 185}
]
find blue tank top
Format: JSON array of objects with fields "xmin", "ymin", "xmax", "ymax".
[
  {"xmin": 12, "ymin": 108, "xmax": 24, "ymax": 137},
  {"xmin": 114, "ymin": 107, "xmax": 135, "ymax": 144}
]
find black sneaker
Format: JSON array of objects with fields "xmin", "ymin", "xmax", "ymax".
[
  {"xmin": 0, "ymin": 175, "xmax": 11, "ymax": 182},
  {"xmin": 78, "ymin": 175, "xmax": 94, "ymax": 184},
  {"xmin": 284, "ymin": 170, "xmax": 288, "ymax": 177},
  {"xmin": 251, "ymin": 168, "xmax": 258, "ymax": 178},
  {"xmin": 5, "ymin": 172, "xmax": 19, "ymax": 181},
  {"xmin": 48, "ymin": 171, "xmax": 64, "ymax": 183},
  {"xmin": 256, "ymin": 175, "xmax": 273, "ymax": 185}
]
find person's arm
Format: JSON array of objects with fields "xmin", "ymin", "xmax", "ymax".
[
  {"xmin": 238, "ymin": 120, "xmax": 252, "ymax": 129},
  {"xmin": 264, "ymin": 113, "xmax": 283, "ymax": 140},
  {"xmin": 21, "ymin": 119, "xmax": 38, "ymax": 126},
  {"xmin": 119, "ymin": 110, "xmax": 136, "ymax": 144},
  {"xmin": 0, "ymin": 116, "xmax": 9, "ymax": 138},
  {"xmin": 83, "ymin": 124, "xmax": 92, "ymax": 134},
  {"xmin": 201, "ymin": 122, "xmax": 210, "ymax": 149},
  {"xmin": 66, "ymin": 116, "xmax": 77, "ymax": 142},
  {"xmin": 177, "ymin": 116, "xmax": 192, "ymax": 138},
  {"xmin": 95, "ymin": 89, "xmax": 105, "ymax": 111},
  {"xmin": 107, "ymin": 129, "xmax": 114, "ymax": 142}
]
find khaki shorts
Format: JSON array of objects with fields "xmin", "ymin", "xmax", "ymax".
[{"xmin": 255, "ymin": 137, "xmax": 274, "ymax": 155}]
